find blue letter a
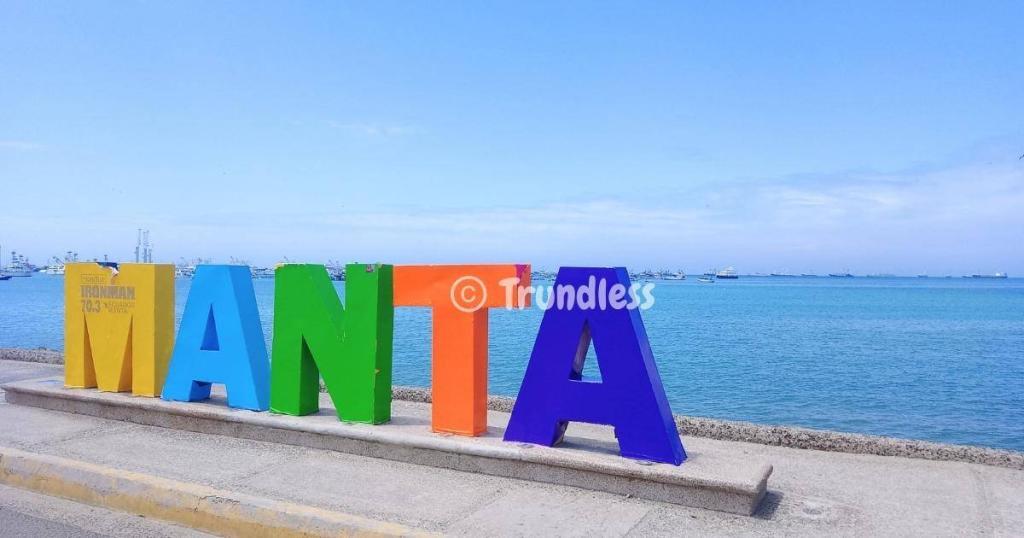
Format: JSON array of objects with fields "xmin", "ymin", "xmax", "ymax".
[
  {"xmin": 161, "ymin": 265, "xmax": 270, "ymax": 411},
  {"xmin": 503, "ymin": 267, "xmax": 685, "ymax": 465}
]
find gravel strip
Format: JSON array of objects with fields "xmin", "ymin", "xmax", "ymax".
[{"xmin": 0, "ymin": 348, "xmax": 63, "ymax": 364}]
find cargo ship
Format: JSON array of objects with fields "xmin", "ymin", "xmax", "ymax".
[
  {"xmin": 715, "ymin": 266, "xmax": 739, "ymax": 279},
  {"xmin": 969, "ymin": 272, "xmax": 1008, "ymax": 279}
]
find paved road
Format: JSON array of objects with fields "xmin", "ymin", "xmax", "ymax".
[
  {"xmin": 1, "ymin": 362, "xmax": 211, "ymax": 537},
  {"xmin": 0, "ymin": 509, "xmax": 102, "ymax": 538},
  {"xmin": 0, "ymin": 484, "xmax": 210, "ymax": 537}
]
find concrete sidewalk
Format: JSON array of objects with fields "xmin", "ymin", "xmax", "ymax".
[{"xmin": 1, "ymin": 360, "xmax": 1022, "ymax": 536}]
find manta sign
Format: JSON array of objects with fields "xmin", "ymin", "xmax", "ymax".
[{"xmin": 64, "ymin": 262, "xmax": 685, "ymax": 465}]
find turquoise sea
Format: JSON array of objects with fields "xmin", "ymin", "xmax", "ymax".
[{"xmin": 1, "ymin": 274, "xmax": 1022, "ymax": 452}]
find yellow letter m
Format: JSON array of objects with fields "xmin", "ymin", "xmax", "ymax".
[{"xmin": 64, "ymin": 263, "xmax": 175, "ymax": 396}]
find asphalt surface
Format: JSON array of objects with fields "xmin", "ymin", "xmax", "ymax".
[
  {"xmin": 0, "ymin": 362, "xmax": 210, "ymax": 537},
  {"xmin": 0, "ymin": 484, "xmax": 210, "ymax": 537}
]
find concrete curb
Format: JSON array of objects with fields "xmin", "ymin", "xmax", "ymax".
[
  {"xmin": 5, "ymin": 349, "xmax": 1022, "ymax": 470},
  {"xmin": 3, "ymin": 379, "xmax": 772, "ymax": 516},
  {"xmin": 0, "ymin": 445, "xmax": 429, "ymax": 537}
]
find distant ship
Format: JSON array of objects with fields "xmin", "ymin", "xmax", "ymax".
[
  {"xmin": 39, "ymin": 251, "xmax": 79, "ymax": 276},
  {"xmin": 627, "ymin": 270, "xmax": 656, "ymax": 282},
  {"xmin": 531, "ymin": 269, "xmax": 556, "ymax": 281},
  {"xmin": 715, "ymin": 266, "xmax": 739, "ymax": 279},
  {"xmin": 251, "ymin": 266, "xmax": 275, "ymax": 279},
  {"xmin": 325, "ymin": 260, "xmax": 346, "ymax": 281},
  {"xmin": 770, "ymin": 273, "xmax": 796, "ymax": 277},
  {"xmin": 2, "ymin": 249, "xmax": 33, "ymax": 277},
  {"xmin": 174, "ymin": 257, "xmax": 210, "ymax": 279},
  {"xmin": 969, "ymin": 272, "xmax": 1008, "ymax": 279},
  {"xmin": 800, "ymin": 273, "xmax": 820, "ymax": 277},
  {"xmin": 828, "ymin": 272, "xmax": 854, "ymax": 278},
  {"xmin": 662, "ymin": 270, "xmax": 686, "ymax": 280},
  {"xmin": 40, "ymin": 265, "xmax": 64, "ymax": 275}
]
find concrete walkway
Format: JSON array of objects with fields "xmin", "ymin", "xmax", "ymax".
[{"xmin": 1, "ymin": 359, "xmax": 1022, "ymax": 536}]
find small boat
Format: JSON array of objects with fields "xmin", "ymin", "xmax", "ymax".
[
  {"xmin": 0, "ymin": 274, "xmax": 11, "ymax": 281},
  {"xmin": 697, "ymin": 276, "xmax": 714, "ymax": 283}
]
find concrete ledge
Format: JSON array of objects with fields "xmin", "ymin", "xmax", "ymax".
[
  {"xmin": 0, "ymin": 445, "xmax": 425, "ymax": 537},
  {"xmin": 3, "ymin": 379, "xmax": 772, "ymax": 516}
]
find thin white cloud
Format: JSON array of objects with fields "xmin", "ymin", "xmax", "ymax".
[
  {"xmin": 0, "ymin": 140, "xmax": 43, "ymax": 151},
  {"xmin": 327, "ymin": 122, "xmax": 419, "ymax": 137},
  {"xmin": 6, "ymin": 155, "xmax": 1021, "ymax": 273}
]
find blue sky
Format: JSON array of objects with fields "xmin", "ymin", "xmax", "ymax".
[{"xmin": 1, "ymin": 1, "xmax": 1022, "ymax": 274}]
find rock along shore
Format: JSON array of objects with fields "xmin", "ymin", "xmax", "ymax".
[{"xmin": 4, "ymin": 347, "xmax": 1021, "ymax": 471}]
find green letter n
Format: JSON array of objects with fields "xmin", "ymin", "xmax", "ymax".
[{"xmin": 270, "ymin": 263, "xmax": 394, "ymax": 423}]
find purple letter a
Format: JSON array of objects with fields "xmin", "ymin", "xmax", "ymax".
[{"xmin": 503, "ymin": 267, "xmax": 685, "ymax": 465}]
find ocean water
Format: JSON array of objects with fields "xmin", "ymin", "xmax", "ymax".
[{"xmin": 2, "ymin": 274, "xmax": 1022, "ymax": 452}]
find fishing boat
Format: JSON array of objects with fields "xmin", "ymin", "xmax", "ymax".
[
  {"xmin": 326, "ymin": 260, "xmax": 346, "ymax": 281},
  {"xmin": 174, "ymin": 257, "xmax": 208, "ymax": 279},
  {"xmin": 2, "ymin": 249, "xmax": 33, "ymax": 277},
  {"xmin": 531, "ymin": 269, "xmax": 556, "ymax": 281},
  {"xmin": 715, "ymin": 266, "xmax": 739, "ymax": 279},
  {"xmin": 40, "ymin": 252, "xmax": 77, "ymax": 275},
  {"xmin": 662, "ymin": 270, "xmax": 686, "ymax": 280},
  {"xmin": 40, "ymin": 264, "xmax": 65, "ymax": 275},
  {"xmin": 251, "ymin": 266, "xmax": 275, "ymax": 279}
]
